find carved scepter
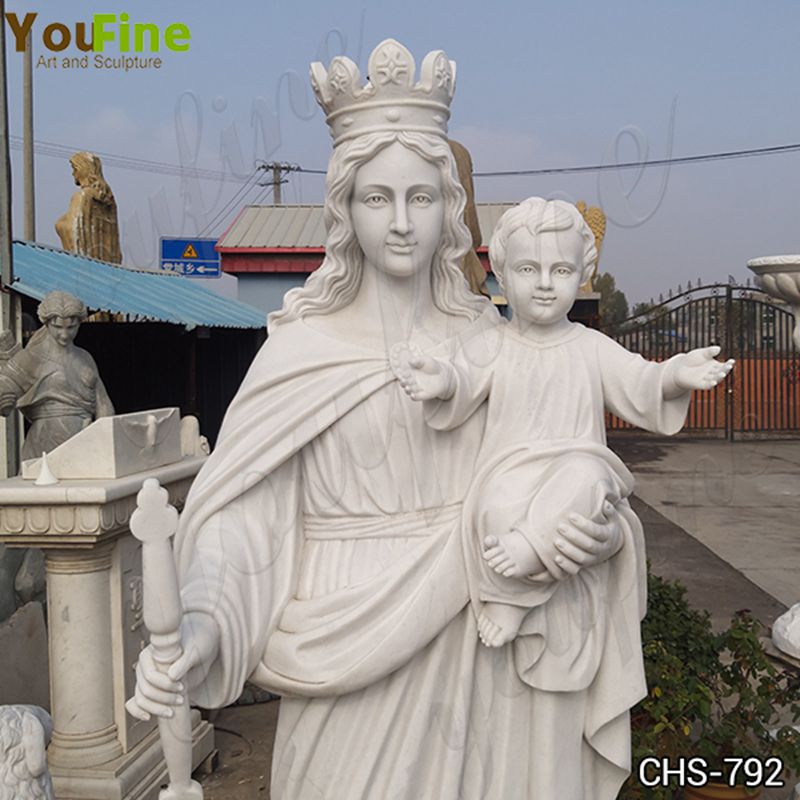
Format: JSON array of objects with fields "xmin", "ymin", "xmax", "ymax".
[{"xmin": 125, "ymin": 478, "xmax": 203, "ymax": 800}]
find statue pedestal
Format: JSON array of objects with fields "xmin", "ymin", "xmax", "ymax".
[{"xmin": 0, "ymin": 457, "xmax": 215, "ymax": 800}]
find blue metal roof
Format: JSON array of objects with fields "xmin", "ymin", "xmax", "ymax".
[{"xmin": 11, "ymin": 241, "xmax": 265, "ymax": 330}]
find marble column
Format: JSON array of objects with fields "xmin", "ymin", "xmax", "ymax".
[
  {"xmin": 0, "ymin": 457, "xmax": 215, "ymax": 800},
  {"xmin": 46, "ymin": 545, "xmax": 122, "ymax": 769}
]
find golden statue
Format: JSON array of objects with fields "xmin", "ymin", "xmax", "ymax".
[
  {"xmin": 448, "ymin": 139, "xmax": 489, "ymax": 297},
  {"xmin": 55, "ymin": 151, "xmax": 122, "ymax": 264},
  {"xmin": 575, "ymin": 201, "xmax": 606, "ymax": 290}
]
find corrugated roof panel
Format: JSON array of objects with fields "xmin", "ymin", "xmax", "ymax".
[
  {"xmin": 247, "ymin": 205, "xmax": 284, "ymax": 248},
  {"xmin": 236, "ymin": 206, "xmax": 266, "ymax": 248},
  {"xmin": 477, "ymin": 203, "xmax": 515, "ymax": 244},
  {"xmin": 11, "ymin": 241, "xmax": 265, "ymax": 329},
  {"xmin": 284, "ymin": 207, "xmax": 313, "ymax": 246},
  {"xmin": 270, "ymin": 208, "xmax": 305, "ymax": 246},
  {"xmin": 218, "ymin": 203, "xmax": 518, "ymax": 250},
  {"xmin": 301, "ymin": 207, "xmax": 327, "ymax": 246},
  {"xmin": 232, "ymin": 206, "xmax": 264, "ymax": 249},
  {"xmin": 218, "ymin": 206, "xmax": 261, "ymax": 248}
]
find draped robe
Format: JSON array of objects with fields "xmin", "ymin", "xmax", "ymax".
[{"xmin": 173, "ymin": 315, "xmax": 666, "ymax": 799}]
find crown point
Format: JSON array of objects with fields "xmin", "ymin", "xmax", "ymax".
[{"xmin": 369, "ymin": 39, "xmax": 414, "ymax": 88}]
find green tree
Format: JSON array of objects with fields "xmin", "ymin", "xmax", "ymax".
[
  {"xmin": 631, "ymin": 301, "xmax": 655, "ymax": 318},
  {"xmin": 595, "ymin": 272, "xmax": 629, "ymax": 329}
]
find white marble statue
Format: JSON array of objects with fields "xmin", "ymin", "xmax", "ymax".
[
  {"xmin": 393, "ymin": 197, "xmax": 734, "ymax": 651},
  {"xmin": 127, "ymin": 41, "xmax": 734, "ymax": 800},
  {"xmin": 0, "ymin": 705, "xmax": 54, "ymax": 800}
]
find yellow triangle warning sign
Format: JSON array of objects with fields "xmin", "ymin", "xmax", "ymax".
[{"xmin": 182, "ymin": 243, "xmax": 198, "ymax": 259}]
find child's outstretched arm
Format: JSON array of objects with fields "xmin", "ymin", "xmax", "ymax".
[
  {"xmin": 662, "ymin": 345, "xmax": 735, "ymax": 400},
  {"xmin": 390, "ymin": 335, "xmax": 495, "ymax": 430},
  {"xmin": 391, "ymin": 342, "xmax": 456, "ymax": 402}
]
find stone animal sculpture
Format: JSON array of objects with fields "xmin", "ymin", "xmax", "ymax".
[{"xmin": 0, "ymin": 705, "xmax": 54, "ymax": 800}]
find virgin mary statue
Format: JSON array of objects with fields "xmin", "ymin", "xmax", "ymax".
[{"xmin": 131, "ymin": 39, "xmax": 645, "ymax": 800}]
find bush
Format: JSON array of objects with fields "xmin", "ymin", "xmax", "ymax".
[{"xmin": 621, "ymin": 569, "xmax": 800, "ymax": 799}]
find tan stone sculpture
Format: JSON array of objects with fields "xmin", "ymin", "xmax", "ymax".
[
  {"xmin": 0, "ymin": 291, "xmax": 114, "ymax": 462},
  {"xmin": 54, "ymin": 152, "xmax": 122, "ymax": 264},
  {"xmin": 449, "ymin": 139, "xmax": 489, "ymax": 297},
  {"xmin": 576, "ymin": 200, "xmax": 606, "ymax": 291}
]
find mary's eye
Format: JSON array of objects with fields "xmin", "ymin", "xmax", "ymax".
[
  {"xmin": 555, "ymin": 267, "xmax": 573, "ymax": 277},
  {"xmin": 518, "ymin": 265, "xmax": 535, "ymax": 275},
  {"xmin": 410, "ymin": 193, "xmax": 433, "ymax": 206},
  {"xmin": 364, "ymin": 194, "xmax": 388, "ymax": 207}
]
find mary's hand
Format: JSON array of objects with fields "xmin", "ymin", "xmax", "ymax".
[
  {"xmin": 551, "ymin": 501, "xmax": 624, "ymax": 575},
  {"xmin": 128, "ymin": 611, "xmax": 220, "ymax": 721}
]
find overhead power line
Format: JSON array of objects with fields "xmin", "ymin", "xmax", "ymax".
[
  {"xmin": 196, "ymin": 167, "xmax": 264, "ymax": 237},
  {"xmin": 10, "ymin": 134, "xmax": 800, "ymax": 183},
  {"xmin": 470, "ymin": 142, "xmax": 800, "ymax": 178},
  {"xmin": 8, "ymin": 135, "xmax": 253, "ymax": 183}
]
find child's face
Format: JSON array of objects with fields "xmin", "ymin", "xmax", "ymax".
[{"xmin": 503, "ymin": 227, "xmax": 584, "ymax": 327}]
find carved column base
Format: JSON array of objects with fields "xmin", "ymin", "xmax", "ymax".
[
  {"xmin": 49, "ymin": 724, "xmax": 124, "ymax": 769},
  {"xmin": 51, "ymin": 711, "xmax": 214, "ymax": 800}
]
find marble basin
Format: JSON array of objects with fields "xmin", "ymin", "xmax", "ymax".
[{"xmin": 747, "ymin": 255, "xmax": 800, "ymax": 348}]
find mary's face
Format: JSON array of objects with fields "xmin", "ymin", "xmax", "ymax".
[{"xmin": 350, "ymin": 141, "xmax": 444, "ymax": 280}]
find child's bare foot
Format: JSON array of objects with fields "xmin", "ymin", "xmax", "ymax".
[
  {"xmin": 477, "ymin": 603, "xmax": 527, "ymax": 647},
  {"xmin": 483, "ymin": 530, "xmax": 538, "ymax": 577}
]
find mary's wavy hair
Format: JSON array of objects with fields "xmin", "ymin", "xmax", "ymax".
[{"xmin": 268, "ymin": 131, "xmax": 488, "ymax": 333}]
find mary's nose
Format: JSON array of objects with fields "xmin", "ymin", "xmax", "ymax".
[{"xmin": 390, "ymin": 202, "xmax": 414, "ymax": 235}]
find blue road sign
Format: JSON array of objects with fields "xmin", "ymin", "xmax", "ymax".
[{"xmin": 160, "ymin": 238, "xmax": 221, "ymax": 278}]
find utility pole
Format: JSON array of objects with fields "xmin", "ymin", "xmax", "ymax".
[
  {"xmin": 23, "ymin": 29, "xmax": 34, "ymax": 240},
  {"xmin": 0, "ymin": 0, "xmax": 21, "ymax": 477},
  {"xmin": 272, "ymin": 164, "xmax": 282, "ymax": 205},
  {"xmin": 261, "ymin": 162, "xmax": 299, "ymax": 206}
]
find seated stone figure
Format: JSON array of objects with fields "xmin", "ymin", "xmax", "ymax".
[
  {"xmin": 0, "ymin": 291, "xmax": 114, "ymax": 461},
  {"xmin": 395, "ymin": 197, "xmax": 735, "ymax": 647},
  {"xmin": 55, "ymin": 151, "xmax": 122, "ymax": 264}
]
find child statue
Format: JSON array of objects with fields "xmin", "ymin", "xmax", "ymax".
[{"xmin": 394, "ymin": 196, "xmax": 734, "ymax": 648}]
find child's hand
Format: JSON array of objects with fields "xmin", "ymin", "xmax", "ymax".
[
  {"xmin": 671, "ymin": 345, "xmax": 735, "ymax": 395},
  {"xmin": 390, "ymin": 342, "xmax": 455, "ymax": 401}
]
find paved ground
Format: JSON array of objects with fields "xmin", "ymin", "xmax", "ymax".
[
  {"xmin": 197, "ymin": 437, "xmax": 799, "ymax": 800},
  {"xmin": 613, "ymin": 436, "xmax": 800, "ymax": 610}
]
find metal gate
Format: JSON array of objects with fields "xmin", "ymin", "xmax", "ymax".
[{"xmin": 601, "ymin": 283, "xmax": 800, "ymax": 439}]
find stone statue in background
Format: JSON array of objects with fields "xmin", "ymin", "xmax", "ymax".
[
  {"xmin": 576, "ymin": 200, "xmax": 606, "ymax": 291},
  {"xmin": 0, "ymin": 291, "xmax": 114, "ymax": 462},
  {"xmin": 0, "ymin": 705, "xmax": 54, "ymax": 800},
  {"xmin": 55, "ymin": 151, "xmax": 122, "ymax": 264},
  {"xmin": 449, "ymin": 138, "xmax": 490, "ymax": 297}
]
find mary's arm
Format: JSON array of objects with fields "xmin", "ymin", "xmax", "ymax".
[
  {"xmin": 176, "ymin": 456, "xmax": 303, "ymax": 708},
  {"xmin": 131, "ymin": 454, "xmax": 303, "ymax": 718}
]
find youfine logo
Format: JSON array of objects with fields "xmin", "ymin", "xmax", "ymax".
[{"xmin": 4, "ymin": 12, "xmax": 191, "ymax": 72}]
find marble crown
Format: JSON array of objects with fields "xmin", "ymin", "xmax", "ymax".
[{"xmin": 310, "ymin": 38, "xmax": 456, "ymax": 147}]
